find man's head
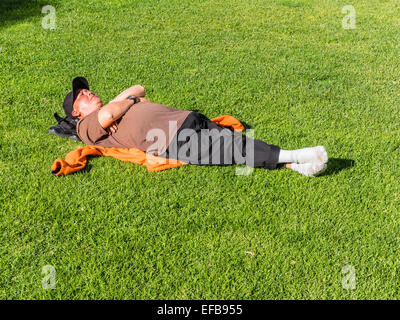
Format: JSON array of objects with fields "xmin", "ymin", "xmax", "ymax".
[
  {"xmin": 62, "ymin": 77, "xmax": 93, "ymax": 119},
  {"xmin": 71, "ymin": 89, "xmax": 103, "ymax": 119}
]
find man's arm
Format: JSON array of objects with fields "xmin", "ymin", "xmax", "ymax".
[
  {"xmin": 98, "ymin": 85, "xmax": 145, "ymax": 129},
  {"xmin": 110, "ymin": 85, "xmax": 146, "ymax": 103},
  {"xmin": 98, "ymin": 99, "xmax": 135, "ymax": 129}
]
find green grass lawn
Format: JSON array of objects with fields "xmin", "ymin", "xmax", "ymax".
[{"xmin": 1, "ymin": 0, "xmax": 399, "ymax": 299}]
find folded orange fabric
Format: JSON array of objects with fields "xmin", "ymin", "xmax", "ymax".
[{"xmin": 51, "ymin": 115, "xmax": 245, "ymax": 176}]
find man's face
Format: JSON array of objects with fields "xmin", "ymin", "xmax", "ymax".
[{"xmin": 72, "ymin": 89, "xmax": 103, "ymax": 119}]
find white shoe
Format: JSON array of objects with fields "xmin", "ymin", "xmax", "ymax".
[
  {"xmin": 291, "ymin": 162, "xmax": 327, "ymax": 177},
  {"xmin": 294, "ymin": 146, "xmax": 328, "ymax": 164}
]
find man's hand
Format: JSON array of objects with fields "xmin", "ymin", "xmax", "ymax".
[
  {"xmin": 106, "ymin": 121, "xmax": 118, "ymax": 134},
  {"xmin": 138, "ymin": 97, "xmax": 150, "ymax": 103}
]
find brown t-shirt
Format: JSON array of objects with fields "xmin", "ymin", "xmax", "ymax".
[{"xmin": 76, "ymin": 101, "xmax": 191, "ymax": 155}]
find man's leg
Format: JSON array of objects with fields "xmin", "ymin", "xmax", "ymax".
[
  {"xmin": 161, "ymin": 112, "xmax": 328, "ymax": 176},
  {"xmin": 167, "ymin": 112, "xmax": 282, "ymax": 169},
  {"xmin": 196, "ymin": 118, "xmax": 330, "ymax": 175}
]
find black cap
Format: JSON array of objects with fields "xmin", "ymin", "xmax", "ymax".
[{"xmin": 62, "ymin": 77, "xmax": 90, "ymax": 118}]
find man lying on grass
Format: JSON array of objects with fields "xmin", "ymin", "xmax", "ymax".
[{"xmin": 69, "ymin": 77, "xmax": 328, "ymax": 176}]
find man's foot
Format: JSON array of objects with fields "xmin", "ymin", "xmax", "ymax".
[
  {"xmin": 290, "ymin": 162, "xmax": 327, "ymax": 177},
  {"xmin": 292, "ymin": 146, "xmax": 328, "ymax": 164}
]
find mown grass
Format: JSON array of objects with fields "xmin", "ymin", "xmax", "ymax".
[{"xmin": 0, "ymin": 0, "xmax": 399, "ymax": 299}]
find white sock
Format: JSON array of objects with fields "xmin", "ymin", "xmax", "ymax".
[
  {"xmin": 290, "ymin": 162, "xmax": 327, "ymax": 177},
  {"xmin": 278, "ymin": 150, "xmax": 295, "ymax": 163},
  {"xmin": 278, "ymin": 146, "xmax": 328, "ymax": 164}
]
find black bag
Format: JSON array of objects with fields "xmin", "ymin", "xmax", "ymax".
[{"xmin": 48, "ymin": 113, "xmax": 81, "ymax": 141}]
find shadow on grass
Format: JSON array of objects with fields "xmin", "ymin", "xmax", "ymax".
[
  {"xmin": 239, "ymin": 121, "xmax": 252, "ymax": 130},
  {"xmin": 0, "ymin": 0, "xmax": 54, "ymax": 29},
  {"xmin": 321, "ymin": 158, "xmax": 355, "ymax": 176},
  {"xmin": 80, "ymin": 161, "xmax": 93, "ymax": 174}
]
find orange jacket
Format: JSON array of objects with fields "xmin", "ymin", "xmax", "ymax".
[{"xmin": 51, "ymin": 115, "xmax": 244, "ymax": 176}]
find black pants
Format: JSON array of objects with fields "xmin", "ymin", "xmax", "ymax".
[{"xmin": 159, "ymin": 112, "xmax": 281, "ymax": 170}]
